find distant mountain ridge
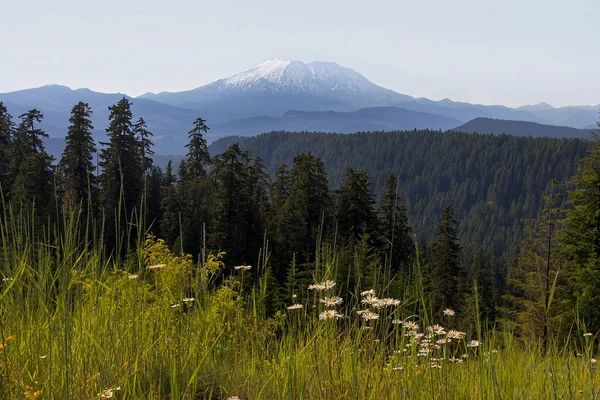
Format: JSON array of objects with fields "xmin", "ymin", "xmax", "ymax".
[
  {"xmin": 1, "ymin": 59, "xmax": 598, "ymax": 155},
  {"xmin": 453, "ymin": 117, "xmax": 594, "ymax": 138}
]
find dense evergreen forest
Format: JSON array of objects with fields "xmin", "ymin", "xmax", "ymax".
[
  {"xmin": 212, "ymin": 131, "xmax": 590, "ymax": 254},
  {"xmin": 1, "ymin": 98, "xmax": 600, "ymax": 340}
]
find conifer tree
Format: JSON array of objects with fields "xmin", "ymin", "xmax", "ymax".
[
  {"xmin": 185, "ymin": 117, "xmax": 210, "ymax": 178},
  {"xmin": 133, "ymin": 117, "xmax": 154, "ymax": 173},
  {"xmin": 210, "ymin": 143, "xmax": 252, "ymax": 265},
  {"xmin": 560, "ymin": 128, "xmax": 600, "ymax": 332},
  {"xmin": 59, "ymin": 102, "xmax": 96, "ymax": 215},
  {"xmin": 99, "ymin": 98, "xmax": 143, "ymax": 249},
  {"xmin": 336, "ymin": 168, "xmax": 379, "ymax": 246},
  {"xmin": 429, "ymin": 205, "xmax": 462, "ymax": 314},
  {"xmin": 0, "ymin": 102, "xmax": 14, "ymax": 200},
  {"xmin": 378, "ymin": 174, "xmax": 414, "ymax": 276},
  {"xmin": 10, "ymin": 109, "xmax": 55, "ymax": 216},
  {"xmin": 160, "ymin": 161, "xmax": 180, "ymax": 246}
]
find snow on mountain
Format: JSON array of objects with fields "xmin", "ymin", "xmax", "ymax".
[
  {"xmin": 217, "ymin": 59, "xmax": 390, "ymax": 95},
  {"xmin": 138, "ymin": 59, "xmax": 414, "ymax": 120}
]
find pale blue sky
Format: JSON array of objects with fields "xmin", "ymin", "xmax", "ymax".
[{"xmin": 0, "ymin": 0, "xmax": 598, "ymax": 107}]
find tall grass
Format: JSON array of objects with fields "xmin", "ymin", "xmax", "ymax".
[{"xmin": 0, "ymin": 206, "xmax": 598, "ymax": 399}]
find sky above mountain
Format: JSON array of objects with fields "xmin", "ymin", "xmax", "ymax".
[{"xmin": 1, "ymin": 0, "xmax": 599, "ymax": 107}]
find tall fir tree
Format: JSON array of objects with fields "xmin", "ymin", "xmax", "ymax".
[
  {"xmin": 336, "ymin": 168, "xmax": 379, "ymax": 247},
  {"xmin": 0, "ymin": 102, "xmax": 14, "ymax": 201},
  {"xmin": 210, "ymin": 143, "xmax": 253, "ymax": 266},
  {"xmin": 378, "ymin": 174, "xmax": 414, "ymax": 277},
  {"xmin": 429, "ymin": 205, "xmax": 462, "ymax": 315},
  {"xmin": 10, "ymin": 109, "xmax": 55, "ymax": 217},
  {"xmin": 99, "ymin": 98, "xmax": 143, "ymax": 250},
  {"xmin": 59, "ymin": 102, "xmax": 97, "ymax": 216},
  {"xmin": 133, "ymin": 117, "xmax": 154, "ymax": 173},
  {"xmin": 560, "ymin": 126, "xmax": 600, "ymax": 332},
  {"xmin": 185, "ymin": 117, "xmax": 210, "ymax": 178},
  {"xmin": 160, "ymin": 161, "xmax": 180, "ymax": 247}
]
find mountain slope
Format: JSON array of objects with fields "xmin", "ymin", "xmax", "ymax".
[
  {"xmin": 0, "ymin": 85, "xmax": 201, "ymax": 153},
  {"xmin": 139, "ymin": 59, "xmax": 414, "ymax": 122},
  {"xmin": 209, "ymin": 106, "xmax": 461, "ymax": 137},
  {"xmin": 208, "ymin": 130, "xmax": 590, "ymax": 254},
  {"xmin": 453, "ymin": 117, "xmax": 593, "ymax": 138}
]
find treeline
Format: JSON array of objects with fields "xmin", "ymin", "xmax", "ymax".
[
  {"xmin": 1, "ymin": 99, "xmax": 600, "ymax": 342},
  {"xmin": 213, "ymin": 131, "xmax": 591, "ymax": 254}
]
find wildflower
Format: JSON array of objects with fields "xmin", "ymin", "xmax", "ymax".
[
  {"xmin": 393, "ymin": 366, "xmax": 404, "ymax": 371},
  {"xmin": 148, "ymin": 264, "xmax": 166, "ymax": 270},
  {"xmin": 319, "ymin": 310, "xmax": 343, "ymax": 320},
  {"xmin": 5, "ymin": 335, "xmax": 15, "ymax": 342},
  {"xmin": 491, "ymin": 349, "xmax": 498, "ymax": 354},
  {"xmin": 40, "ymin": 355, "xmax": 46, "ymax": 359},
  {"xmin": 392, "ymin": 319, "xmax": 402, "ymax": 324},
  {"xmin": 320, "ymin": 296, "xmax": 343, "ymax": 307},
  {"xmin": 308, "ymin": 283, "xmax": 324, "ymax": 290},
  {"xmin": 467, "ymin": 340, "xmax": 480, "ymax": 348},
  {"xmin": 447, "ymin": 330, "xmax": 466, "ymax": 340},
  {"xmin": 2, "ymin": 277, "xmax": 13, "ymax": 282},
  {"xmin": 98, "ymin": 387, "xmax": 121, "ymax": 398},
  {"xmin": 226, "ymin": 396, "xmax": 240, "ymax": 400},
  {"xmin": 356, "ymin": 309, "xmax": 368, "ymax": 315},
  {"xmin": 592, "ymin": 358, "xmax": 597, "ymax": 364},
  {"xmin": 462, "ymin": 354, "xmax": 469, "ymax": 359},
  {"xmin": 584, "ymin": 333, "xmax": 594, "ymax": 337},
  {"xmin": 360, "ymin": 310, "xmax": 380, "ymax": 321},
  {"xmin": 182, "ymin": 297, "xmax": 195, "ymax": 303},
  {"xmin": 171, "ymin": 303, "xmax": 181, "ymax": 309},
  {"xmin": 128, "ymin": 274, "xmax": 138, "ymax": 279},
  {"xmin": 428, "ymin": 325, "xmax": 446, "ymax": 335},
  {"xmin": 375, "ymin": 298, "xmax": 401, "ymax": 308},
  {"xmin": 443, "ymin": 308, "xmax": 455, "ymax": 317},
  {"xmin": 361, "ymin": 294, "xmax": 379, "ymax": 305},
  {"xmin": 234, "ymin": 265, "xmax": 252, "ymax": 271},
  {"xmin": 403, "ymin": 321, "xmax": 419, "ymax": 331},
  {"xmin": 361, "ymin": 289, "xmax": 375, "ymax": 296},
  {"xmin": 436, "ymin": 338, "xmax": 448, "ymax": 345},
  {"xmin": 321, "ymin": 280, "xmax": 336, "ymax": 290},
  {"xmin": 292, "ymin": 294, "xmax": 298, "ymax": 298},
  {"xmin": 287, "ymin": 304, "xmax": 303, "ymax": 310}
]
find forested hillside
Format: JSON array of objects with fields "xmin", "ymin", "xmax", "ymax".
[{"xmin": 212, "ymin": 130, "xmax": 591, "ymax": 253}]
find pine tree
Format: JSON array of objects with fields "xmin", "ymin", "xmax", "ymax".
[
  {"xmin": 160, "ymin": 161, "xmax": 180, "ymax": 246},
  {"xmin": 99, "ymin": 97, "xmax": 143, "ymax": 250},
  {"xmin": 185, "ymin": 117, "xmax": 210, "ymax": 178},
  {"xmin": 336, "ymin": 168, "xmax": 379, "ymax": 246},
  {"xmin": 10, "ymin": 109, "xmax": 55, "ymax": 216},
  {"xmin": 429, "ymin": 205, "xmax": 462, "ymax": 315},
  {"xmin": 502, "ymin": 181, "xmax": 569, "ymax": 345},
  {"xmin": 378, "ymin": 174, "xmax": 414, "ymax": 276},
  {"xmin": 133, "ymin": 117, "xmax": 154, "ymax": 173},
  {"xmin": 210, "ymin": 143, "xmax": 252, "ymax": 265},
  {"xmin": 0, "ymin": 102, "xmax": 14, "ymax": 200},
  {"xmin": 560, "ymin": 128, "xmax": 600, "ymax": 332},
  {"xmin": 59, "ymin": 102, "xmax": 96, "ymax": 215}
]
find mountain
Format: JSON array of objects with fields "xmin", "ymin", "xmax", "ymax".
[
  {"xmin": 139, "ymin": 59, "xmax": 414, "ymax": 122},
  {"xmin": 209, "ymin": 106, "xmax": 461, "ymax": 137},
  {"xmin": 139, "ymin": 59, "xmax": 599, "ymax": 128},
  {"xmin": 453, "ymin": 117, "xmax": 593, "ymax": 138},
  {"xmin": 0, "ymin": 85, "xmax": 201, "ymax": 154}
]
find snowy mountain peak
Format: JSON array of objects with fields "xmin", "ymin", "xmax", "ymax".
[{"xmin": 216, "ymin": 59, "xmax": 391, "ymax": 95}]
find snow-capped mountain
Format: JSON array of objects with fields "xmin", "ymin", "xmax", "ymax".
[{"xmin": 139, "ymin": 59, "xmax": 414, "ymax": 122}]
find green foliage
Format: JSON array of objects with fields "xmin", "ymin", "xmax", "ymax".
[
  {"xmin": 59, "ymin": 101, "xmax": 96, "ymax": 214},
  {"xmin": 561, "ymin": 131, "xmax": 600, "ymax": 331}
]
